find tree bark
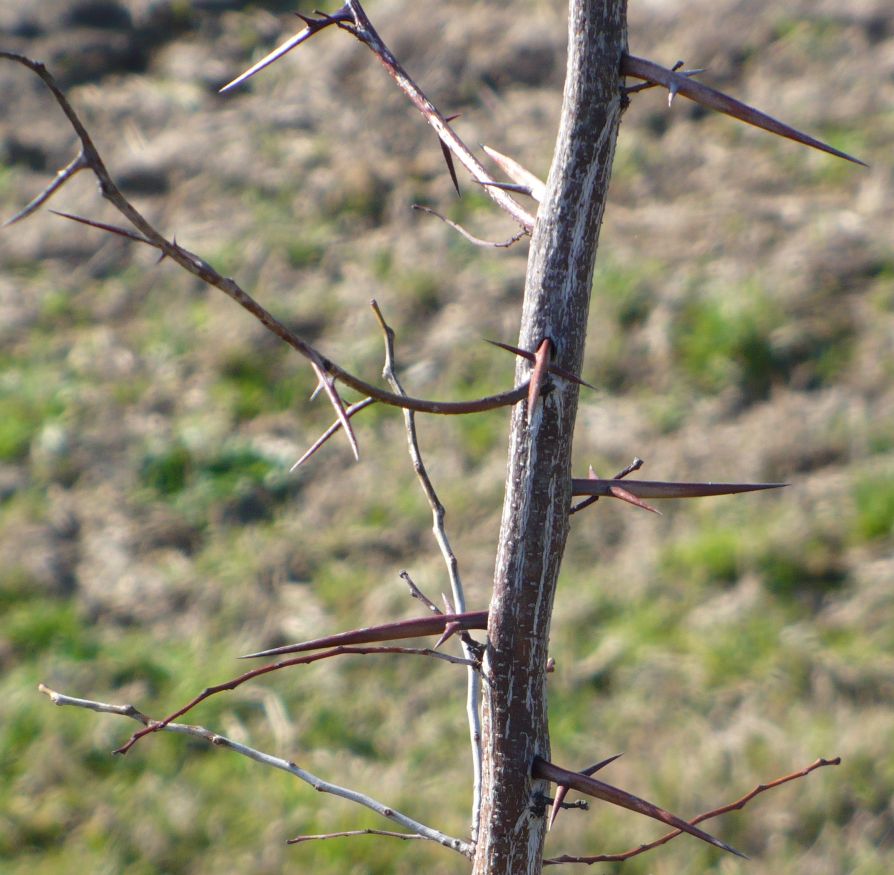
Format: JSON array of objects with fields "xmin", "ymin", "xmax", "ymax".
[{"xmin": 472, "ymin": 3, "xmax": 628, "ymax": 873}]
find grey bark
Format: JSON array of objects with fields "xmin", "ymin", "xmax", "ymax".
[{"xmin": 472, "ymin": 2, "xmax": 628, "ymax": 873}]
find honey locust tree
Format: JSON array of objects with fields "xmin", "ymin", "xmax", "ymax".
[{"xmin": 3, "ymin": 1, "xmax": 862, "ymax": 873}]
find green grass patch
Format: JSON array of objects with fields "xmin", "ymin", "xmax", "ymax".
[
  {"xmin": 671, "ymin": 283, "xmax": 784, "ymax": 400},
  {"xmin": 3, "ymin": 602, "xmax": 98, "ymax": 661},
  {"xmin": 852, "ymin": 474, "xmax": 894, "ymax": 543},
  {"xmin": 215, "ymin": 348, "xmax": 314, "ymax": 421},
  {"xmin": 662, "ymin": 524, "xmax": 742, "ymax": 588}
]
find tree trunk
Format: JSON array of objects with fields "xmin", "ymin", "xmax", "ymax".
[{"xmin": 472, "ymin": 3, "xmax": 628, "ymax": 873}]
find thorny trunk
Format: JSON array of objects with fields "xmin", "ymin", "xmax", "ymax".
[{"xmin": 472, "ymin": 3, "xmax": 627, "ymax": 874}]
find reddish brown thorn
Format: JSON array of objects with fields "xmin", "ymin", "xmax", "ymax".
[
  {"xmin": 571, "ymin": 478, "xmax": 786, "ymax": 500},
  {"xmin": 544, "ymin": 756, "xmax": 838, "ymax": 866},
  {"xmin": 309, "ymin": 360, "xmax": 360, "ymax": 461},
  {"xmin": 548, "ymin": 753, "xmax": 624, "ymax": 830},
  {"xmin": 570, "ymin": 463, "xmax": 607, "ymax": 515},
  {"xmin": 621, "ymin": 54, "xmax": 867, "ymax": 166},
  {"xmin": 50, "ymin": 210, "xmax": 152, "ymax": 246},
  {"xmin": 291, "ymin": 397, "xmax": 376, "ymax": 471},
  {"xmin": 534, "ymin": 757, "xmax": 746, "ymax": 858},
  {"xmin": 607, "ymin": 483, "xmax": 661, "ymax": 515},
  {"xmin": 240, "ymin": 610, "xmax": 489, "ymax": 659},
  {"xmin": 434, "ymin": 621, "xmax": 462, "ymax": 649},
  {"xmin": 526, "ymin": 338, "xmax": 553, "ymax": 424},
  {"xmin": 486, "ymin": 340, "xmax": 595, "ymax": 390}
]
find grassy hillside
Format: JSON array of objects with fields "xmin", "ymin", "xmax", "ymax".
[{"xmin": 1, "ymin": 1, "xmax": 892, "ymax": 873}]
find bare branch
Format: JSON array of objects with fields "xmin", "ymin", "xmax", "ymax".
[
  {"xmin": 399, "ymin": 570, "xmax": 443, "ymax": 616},
  {"xmin": 532, "ymin": 757, "xmax": 745, "ymax": 859},
  {"xmin": 545, "ymin": 757, "xmax": 841, "ymax": 865},
  {"xmin": 411, "ymin": 205, "xmax": 527, "ymax": 249},
  {"xmin": 0, "ymin": 52, "xmax": 531, "ymax": 419},
  {"xmin": 621, "ymin": 54, "xmax": 867, "ymax": 166},
  {"xmin": 371, "ymin": 298, "xmax": 484, "ymax": 840},
  {"xmin": 288, "ymin": 829, "xmax": 426, "ymax": 845},
  {"xmin": 219, "ymin": 2, "xmax": 536, "ymax": 230},
  {"xmin": 112, "ymin": 644, "xmax": 477, "ymax": 754},
  {"xmin": 38, "ymin": 684, "xmax": 472, "ymax": 857}
]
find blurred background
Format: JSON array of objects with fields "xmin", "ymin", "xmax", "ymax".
[{"xmin": 1, "ymin": 1, "xmax": 892, "ymax": 873}]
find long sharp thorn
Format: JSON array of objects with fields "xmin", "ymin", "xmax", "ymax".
[
  {"xmin": 220, "ymin": 11, "xmax": 352, "ymax": 94},
  {"xmin": 572, "ymin": 478, "xmax": 787, "ymax": 499},
  {"xmin": 3, "ymin": 152, "xmax": 88, "ymax": 228},
  {"xmin": 482, "ymin": 144, "xmax": 546, "ymax": 202},
  {"xmin": 549, "ymin": 753, "xmax": 624, "ymax": 830},
  {"xmin": 310, "ymin": 362, "xmax": 359, "ymax": 461},
  {"xmin": 534, "ymin": 757, "xmax": 747, "ymax": 859},
  {"xmin": 439, "ymin": 113, "xmax": 462, "ymax": 196},
  {"xmin": 608, "ymin": 483, "xmax": 661, "ymax": 515},
  {"xmin": 582, "ymin": 753, "xmax": 625, "ymax": 776},
  {"xmin": 290, "ymin": 398, "xmax": 374, "ymax": 472},
  {"xmin": 239, "ymin": 610, "xmax": 489, "ymax": 659},
  {"xmin": 49, "ymin": 209, "xmax": 153, "ymax": 246},
  {"xmin": 434, "ymin": 621, "xmax": 462, "ymax": 649},
  {"xmin": 621, "ymin": 54, "xmax": 867, "ymax": 166},
  {"xmin": 486, "ymin": 340, "xmax": 595, "ymax": 390},
  {"xmin": 527, "ymin": 338, "xmax": 551, "ymax": 425},
  {"xmin": 440, "ymin": 141, "xmax": 461, "ymax": 196},
  {"xmin": 480, "ymin": 180, "xmax": 534, "ymax": 197}
]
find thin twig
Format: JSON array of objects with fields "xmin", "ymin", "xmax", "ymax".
[
  {"xmin": 38, "ymin": 684, "xmax": 472, "ymax": 857},
  {"xmin": 544, "ymin": 757, "xmax": 840, "ymax": 865},
  {"xmin": 370, "ymin": 299, "xmax": 484, "ymax": 842},
  {"xmin": 400, "ymin": 570, "xmax": 443, "ymax": 615},
  {"xmin": 112, "ymin": 644, "xmax": 477, "ymax": 755},
  {"xmin": 411, "ymin": 205, "xmax": 527, "ymax": 248},
  {"xmin": 288, "ymin": 828, "xmax": 425, "ymax": 845}
]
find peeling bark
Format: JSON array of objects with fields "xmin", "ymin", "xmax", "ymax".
[{"xmin": 472, "ymin": 3, "xmax": 628, "ymax": 873}]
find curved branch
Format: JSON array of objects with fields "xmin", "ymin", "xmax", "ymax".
[
  {"xmin": 39, "ymin": 684, "xmax": 472, "ymax": 857},
  {"xmin": 0, "ymin": 52, "xmax": 529, "ymax": 417}
]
